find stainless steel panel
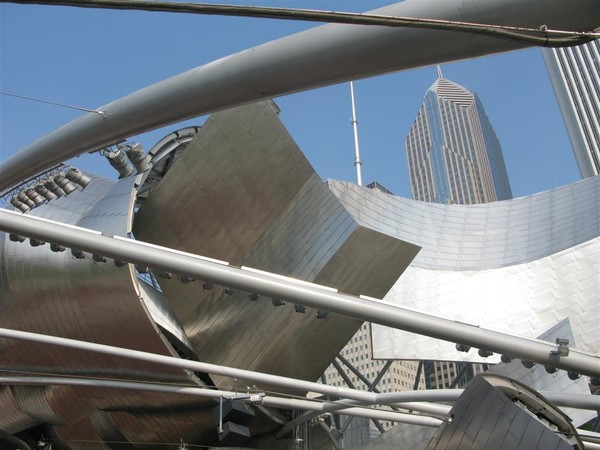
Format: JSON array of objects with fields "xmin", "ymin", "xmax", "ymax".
[
  {"xmin": 489, "ymin": 318, "xmax": 595, "ymax": 427},
  {"xmin": 0, "ymin": 386, "xmax": 38, "ymax": 432},
  {"xmin": 0, "ymin": 100, "xmax": 417, "ymax": 447},
  {"xmin": 137, "ymin": 280, "xmax": 193, "ymax": 353},
  {"xmin": 329, "ymin": 177, "xmax": 600, "ymax": 270},
  {"xmin": 0, "ymin": 175, "xmax": 204, "ymax": 448},
  {"xmin": 327, "ymin": 179, "xmax": 600, "ymax": 362},
  {"xmin": 134, "ymin": 101, "xmax": 418, "ymax": 389},
  {"xmin": 2, "ymin": 209, "xmax": 596, "ymax": 377},
  {"xmin": 425, "ymin": 374, "xmax": 583, "ymax": 450},
  {"xmin": 10, "ymin": 385, "xmax": 63, "ymax": 425},
  {"xmin": 4, "ymin": 95, "xmax": 595, "ymax": 448},
  {"xmin": 54, "ymin": 418, "xmax": 112, "ymax": 450}
]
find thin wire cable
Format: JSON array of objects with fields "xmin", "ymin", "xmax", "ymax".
[{"xmin": 0, "ymin": 91, "xmax": 107, "ymax": 116}]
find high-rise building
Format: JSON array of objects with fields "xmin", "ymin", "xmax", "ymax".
[
  {"xmin": 404, "ymin": 69, "xmax": 511, "ymax": 388},
  {"xmin": 322, "ymin": 322, "xmax": 426, "ymax": 430},
  {"xmin": 542, "ymin": 40, "xmax": 600, "ymax": 178},
  {"xmin": 405, "ymin": 67, "xmax": 512, "ymax": 205}
]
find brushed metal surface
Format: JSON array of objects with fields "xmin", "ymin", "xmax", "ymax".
[
  {"xmin": 327, "ymin": 179, "xmax": 600, "ymax": 363},
  {"xmin": 3, "ymin": 210, "xmax": 597, "ymax": 377},
  {"xmin": 0, "ymin": 101, "xmax": 417, "ymax": 447},
  {"xmin": 134, "ymin": 101, "xmax": 418, "ymax": 389},
  {"xmin": 0, "ymin": 386, "xmax": 39, "ymax": 433},
  {"xmin": 426, "ymin": 374, "xmax": 584, "ymax": 450},
  {"xmin": 329, "ymin": 177, "xmax": 599, "ymax": 270},
  {"xmin": 0, "ymin": 175, "xmax": 209, "ymax": 448},
  {"xmin": 4, "ymin": 97, "xmax": 595, "ymax": 447},
  {"xmin": 489, "ymin": 318, "xmax": 595, "ymax": 427}
]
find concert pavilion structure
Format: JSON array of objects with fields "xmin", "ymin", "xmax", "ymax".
[{"xmin": 0, "ymin": 0, "xmax": 599, "ymax": 448}]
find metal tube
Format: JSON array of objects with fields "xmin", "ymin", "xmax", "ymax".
[
  {"xmin": 5, "ymin": 0, "xmax": 598, "ymax": 43},
  {"xmin": 380, "ymin": 390, "xmax": 600, "ymax": 412},
  {"xmin": 218, "ymin": 396, "xmax": 223, "ymax": 433},
  {"xmin": 393, "ymin": 402, "xmax": 451, "ymax": 416},
  {"xmin": 278, "ymin": 385, "xmax": 455, "ymax": 438},
  {"xmin": 0, "ymin": 375, "xmax": 442, "ymax": 427},
  {"xmin": 2, "ymin": 372, "xmax": 594, "ymax": 413},
  {"xmin": 1, "ymin": 0, "xmax": 598, "ymax": 192},
  {"xmin": 1, "ymin": 372, "xmax": 597, "ymax": 441},
  {"xmin": 1, "ymin": 208, "xmax": 599, "ymax": 377},
  {"xmin": 264, "ymin": 396, "xmax": 442, "ymax": 427},
  {"xmin": 0, "ymin": 325, "xmax": 389, "ymax": 405},
  {"xmin": 337, "ymin": 354, "xmax": 388, "ymax": 395},
  {"xmin": 330, "ymin": 358, "xmax": 386, "ymax": 434},
  {"xmin": 350, "ymin": 81, "xmax": 362, "ymax": 186}
]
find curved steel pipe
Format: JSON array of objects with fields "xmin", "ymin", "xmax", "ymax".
[
  {"xmin": 276, "ymin": 387, "xmax": 600, "ymax": 438},
  {"xmin": 1, "ymin": 208, "xmax": 599, "ymax": 377},
  {"xmin": 1, "ymin": 374, "xmax": 597, "ymax": 412},
  {"xmin": 6, "ymin": 0, "xmax": 597, "ymax": 45},
  {"xmin": 1, "ymin": 0, "xmax": 598, "ymax": 192},
  {"xmin": 0, "ymin": 326, "xmax": 436, "ymax": 413},
  {"xmin": 0, "ymin": 376, "xmax": 443, "ymax": 427},
  {"xmin": 3, "ymin": 375, "xmax": 600, "ymax": 447}
]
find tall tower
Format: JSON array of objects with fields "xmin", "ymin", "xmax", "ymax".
[
  {"xmin": 542, "ymin": 40, "xmax": 600, "ymax": 178},
  {"xmin": 405, "ymin": 68, "xmax": 512, "ymax": 205},
  {"xmin": 404, "ymin": 68, "xmax": 507, "ymax": 389}
]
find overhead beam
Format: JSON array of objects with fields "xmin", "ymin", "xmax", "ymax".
[
  {"xmin": 1, "ymin": 0, "xmax": 598, "ymax": 192},
  {"xmin": 0, "ymin": 329, "xmax": 445, "ymax": 427},
  {"xmin": 6, "ymin": 0, "xmax": 595, "ymax": 44},
  {"xmin": 0, "ymin": 370, "xmax": 597, "ymax": 414},
  {"xmin": 1, "ymin": 208, "xmax": 599, "ymax": 377},
  {"xmin": 0, "ymin": 375, "xmax": 442, "ymax": 427}
]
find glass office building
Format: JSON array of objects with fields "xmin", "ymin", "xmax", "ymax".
[
  {"xmin": 404, "ymin": 69, "xmax": 512, "ymax": 388},
  {"xmin": 405, "ymin": 69, "xmax": 513, "ymax": 205},
  {"xmin": 542, "ymin": 40, "xmax": 600, "ymax": 178}
]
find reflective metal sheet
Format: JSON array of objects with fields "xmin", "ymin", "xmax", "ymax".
[
  {"xmin": 426, "ymin": 374, "xmax": 584, "ymax": 450},
  {"xmin": 0, "ymin": 101, "xmax": 418, "ymax": 447},
  {"xmin": 0, "ymin": 386, "xmax": 38, "ymax": 432},
  {"xmin": 329, "ymin": 177, "xmax": 600, "ymax": 270},
  {"xmin": 372, "ymin": 238, "xmax": 600, "ymax": 362},
  {"xmin": 326, "ymin": 179, "xmax": 600, "ymax": 362},
  {"xmin": 489, "ymin": 318, "xmax": 595, "ymax": 427},
  {"xmin": 6, "ymin": 96, "xmax": 596, "ymax": 447},
  {"xmin": 0, "ymin": 175, "xmax": 205, "ymax": 447},
  {"xmin": 134, "ymin": 101, "xmax": 418, "ymax": 388}
]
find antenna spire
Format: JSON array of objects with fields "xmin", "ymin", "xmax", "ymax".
[
  {"xmin": 350, "ymin": 81, "xmax": 363, "ymax": 186},
  {"xmin": 436, "ymin": 65, "xmax": 443, "ymax": 79}
]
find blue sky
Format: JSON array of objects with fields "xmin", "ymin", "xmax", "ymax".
[{"xmin": 0, "ymin": 1, "xmax": 581, "ymax": 199}]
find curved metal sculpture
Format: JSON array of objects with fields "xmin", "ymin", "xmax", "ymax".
[
  {"xmin": 0, "ymin": 0, "xmax": 599, "ymax": 448},
  {"xmin": 324, "ymin": 178, "xmax": 600, "ymax": 363},
  {"xmin": 0, "ymin": 101, "xmax": 422, "ymax": 448},
  {"xmin": 1, "ymin": 101, "xmax": 599, "ymax": 447},
  {"xmin": 1, "ymin": 0, "xmax": 599, "ymax": 191}
]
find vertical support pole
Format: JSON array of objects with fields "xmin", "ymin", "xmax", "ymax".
[
  {"xmin": 219, "ymin": 396, "xmax": 224, "ymax": 434},
  {"xmin": 350, "ymin": 81, "xmax": 363, "ymax": 186}
]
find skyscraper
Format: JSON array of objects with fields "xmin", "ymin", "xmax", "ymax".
[
  {"xmin": 405, "ymin": 67, "xmax": 512, "ymax": 205},
  {"xmin": 404, "ymin": 69, "xmax": 510, "ymax": 388},
  {"xmin": 542, "ymin": 40, "xmax": 600, "ymax": 178}
]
